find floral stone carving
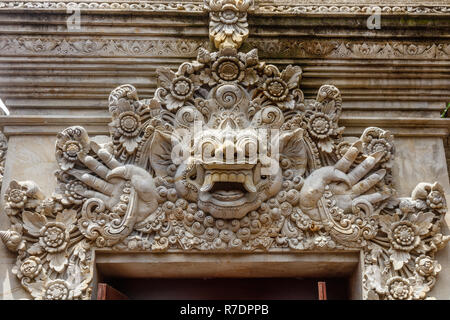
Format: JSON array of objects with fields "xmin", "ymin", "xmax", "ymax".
[
  {"xmin": 1, "ymin": 3, "xmax": 449, "ymax": 300},
  {"xmin": 205, "ymin": 0, "xmax": 254, "ymax": 50}
]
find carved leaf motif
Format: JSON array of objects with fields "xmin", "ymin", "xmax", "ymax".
[
  {"xmin": 318, "ymin": 139, "xmax": 334, "ymax": 154},
  {"xmin": 157, "ymin": 67, "xmax": 176, "ymax": 89},
  {"xmin": 378, "ymin": 214, "xmax": 398, "ymax": 234},
  {"xmin": 22, "ymin": 211, "xmax": 47, "ymax": 237},
  {"xmin": 279, "ymin": 129, "xmax": 307, "ymax": 175},
  {"xmin": 283, "ymin": 99, "xmax": 295, "ymax": 111},
  {"xmin": 121, "ymin": 137, "xmax": 139, "ymax": 154},
  {"xmin": 55, "ymin": 209, "xmax": 77, "ymax": 230},
  {"xmin": 390, "ymin": 249, "xmax": 410, "ymax": 270},
  {"xmin": 281, "ymin": 65, "xmax": 302, "ymax": 89},
  {"xmin": 410, "ymin": 277, "xmax": 430, "ymax": 300},
  {"xmin": 27, "ymin": 242, "xmax": 43, "ymax": 255},
  {"xmin": 47, "ymin": 252, "xmax": 68, "ymax": 273},
  {"xmin": 27, "ymin": 280, "xmax": 45, "ymax": 300},
  {"xmin": 365, "ymin": 264, "xmax": 385, "ymax": 294},
  {"xmin": 410, "ymin": 211, "xmax": 434, "ymax": 235}
]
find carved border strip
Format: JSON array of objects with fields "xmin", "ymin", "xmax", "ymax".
[
  {"xmin": 0, "ymin": 1, "xmax": 449, "ymax": 15},
  {"xmin": 0, "ymin": 131, "xmax": 6, "ymax": 189},
  {"xmin": 0, "ymin": 37, "xmax": 449, "ymax": 59}
]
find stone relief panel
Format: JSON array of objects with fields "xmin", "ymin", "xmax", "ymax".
[
  {"xmin": 1, "ymin": 37, "xmax": 448, "ymax": 60},
  {"xmin": 0, "ymin": 1, "xmax": 449, "ymax": 15},
  {"xmin": 0, "ymin": 0, "xmax": 448, "ymax": 300}
]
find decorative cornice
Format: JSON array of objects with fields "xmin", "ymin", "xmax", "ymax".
[
  {"xmin": 0, "ymin": 1, "xmax": 449, "ymax": 15},
  {"xmin": 256, "ymin": 4, "xmax": 450, "ymax": 15},
  {"xmin": 1, "ymin": 116, "xmax": 449, "ymax": 138},
  {"xmin": 0, "ymin": 37, "xmax": 209, "ymax": 58},
  {"xmin": 0, "ymin": 37, "xmax": 449, "ymax": 60}
]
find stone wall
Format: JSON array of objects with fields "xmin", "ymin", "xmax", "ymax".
[
  {"xmin": 445, "ymin": 135, "xmax": 450, "ymax": 182},
  {"xmin": 0, "ymin": 0, "xmax": 449, "ymax": 299}
]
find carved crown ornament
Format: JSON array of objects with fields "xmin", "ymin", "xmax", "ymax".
[{"xmin": 1, "ymin": 0, "xmax": 449, "ymax": 300}]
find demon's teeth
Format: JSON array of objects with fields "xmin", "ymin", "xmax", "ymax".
[
  {"xmin": 201, "ymin": 171, "xmax": 256, "ymax": 192},
  {"xmin": 244, "ymin": 175, "xmax": 257, "ymax": 193},
  {"xmin": 200, "ymin": 174, "xmax": 214, "ymax": 192}
]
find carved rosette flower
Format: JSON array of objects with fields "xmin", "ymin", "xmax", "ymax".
[
  {"xmin": 261, "ymin": 65, "xmax": 303, "ymax": 110},
  {"xmin": 19, "ymin": 256, "xmax": 42, "ymax": 279},
  {"xmin": 62, "ymin": 141, "xmax": 82, "ymax": 162},
  {"xmin": 303, "ymin": 85, "xmax": 343, "ymax": 153},
  {"xmin": 171, "ymin": 76, "xmax": 194, "ymax": 101},
  {"xmin": 117, "ymin": 111, "xmax": 141, "ymax": 138},
  {"xmin": 367, "ymin": 139, "xmax": 391, "ymax": 157},
  {"xmin": 109, "ymin": 97, "xmax": 146, "ymax": 154},
  {"xmin": 361, "ymin": 127, "xmax": 394, "ymax": 164},
  {"xmin": 6, "ymin": 188, "xmax": 27, "ymax": 209},
  {"xmin": 412, "ymin": 182, "xmax": 447, "ymax": 215},
  {"xmin": 22, "ymin": 210, "xmax": 77, "ymax": 272},
  {"xmin": 304, "ymin": 110, "xmax": 341, "ymax": 153},
  {"xmin": 389, "ymin": 221, "xmax": 420, "ymax": 251},
  {"xmin": 415, "ymin": 255, "xmax": 441, "ymax": 277},
  {"xmin": 44, "ymin": 280, "xmax": 70, "ymax": 300},
  {"xmin": 427, "ymin": 190, "xmax": 445, "ymax": 211},
  {"xmin": 212, "ymin": 55, "xmax": 245, "ymax": 83},
  {"xmin": 4, "ymin": 180, "xmax": 44, "ymax": 214},
  {"xmin": 307, "ymin": 113, "xmax": 333, "ymax": 140},
  {"xmin": 56, "ymin": 126, "xmax": 90, "ymax": 171},
  {"xmin": 379, "ymin": 211, "xmax": 434, "ymax": 270},
  {"xmin": 263, "ymin": 77, "xmax": 288, "ymax": 101},
  {"xmin": 39, "ymin": 222, "xmax": 69, "ymax": 253},
  {"xmin": 37, "ymin": 198, "xmax": 63, "ymax": 216},
  {"xmin": 386, "ymin": 277, "xmax": 412, "ymax": 300},
  {"xmin": 156, "ymin": 68, "xmax": 199, "ymax": 113}
]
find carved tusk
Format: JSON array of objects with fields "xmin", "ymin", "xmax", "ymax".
[
  {"xmin": 200, "ymin": 174, "xmax": 214, "ymax": 192},
  {"xmin": 244, "ymin": 174, "xmax": 257, "ymax": 193}
]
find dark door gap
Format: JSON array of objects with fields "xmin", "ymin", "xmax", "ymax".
[{"xmin": 99, "ymin": 277, "xmax": 349, "ymax": 300}]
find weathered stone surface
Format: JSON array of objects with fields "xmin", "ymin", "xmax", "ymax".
[{"xmin": 0, "ymin": 0, "xmax": 449, "ymax": 300}]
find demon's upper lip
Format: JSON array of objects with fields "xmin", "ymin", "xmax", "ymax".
[{"xmin": 202, "ymin": 163, "xmax": 255, "ymax": 170}]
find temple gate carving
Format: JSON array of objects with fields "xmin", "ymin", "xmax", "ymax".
[{"xmin": 1, "ymin": 0, "xmax": 448, "ymax": 300}]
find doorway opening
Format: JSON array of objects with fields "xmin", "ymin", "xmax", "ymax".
[{"xmin": 99, "ymin": 277, "xmax": 350, "ymax": 300}]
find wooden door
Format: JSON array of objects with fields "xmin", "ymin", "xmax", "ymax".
[{"xmin": 97, "ymin": 283, "xmax": 129, "ymax": 300}]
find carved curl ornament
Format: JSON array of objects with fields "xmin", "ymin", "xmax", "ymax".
[{"xmin": 1, "ymin": 2, "xmax": 449, "ymax": 300}]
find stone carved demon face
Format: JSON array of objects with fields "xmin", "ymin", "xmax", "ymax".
[
  {"xmin": 129, "ymin": 48, "xmax": 308, "ymax": 220},
  {"xmin": 171, "ymin": 84, "xmax": 287, "ymax": 219}
]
